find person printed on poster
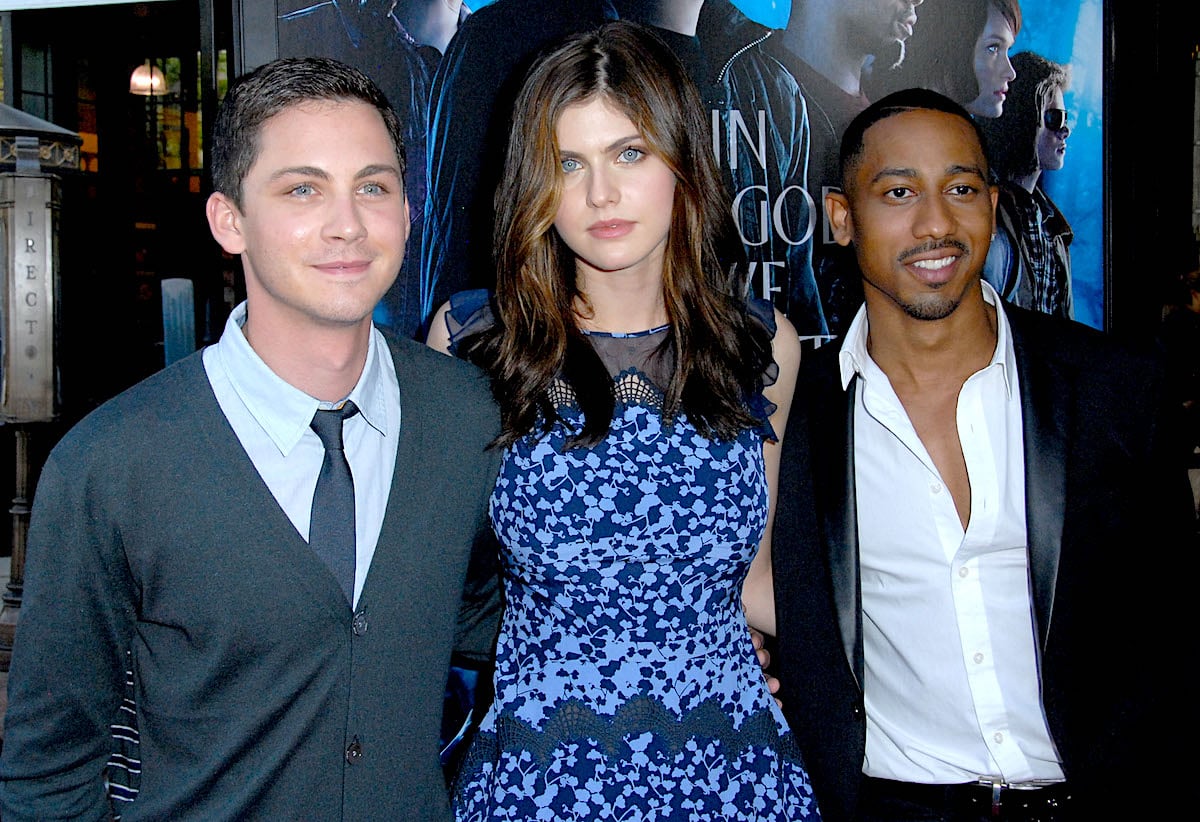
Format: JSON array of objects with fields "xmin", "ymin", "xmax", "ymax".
[
  {"xmin": 980, "ymin": 52, "xmax": 1075, "ymax": 319},
  {"xmin": 772, "ymin": 0, "xmax": 926, "ymax": 338},
  {"xmin": 868, "ymin": 0, "xmax": 1022, "ymax": 119}
]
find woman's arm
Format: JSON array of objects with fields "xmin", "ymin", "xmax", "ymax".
[{"xmin": 742, "ymin": 308, "xmax": 801, "ymax": 639}]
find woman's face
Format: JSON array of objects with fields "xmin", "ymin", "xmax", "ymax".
[
  {"xmin": 552, "ymin": 96, "xmax": 677, "ymax": 287},
  {"xmin": 965, "ymin": 4, "xmax": 1017, "ymax": 118},
  {"xmin": 1036, "ymin": 86, "xmax": 1069, "ymax": 173}
]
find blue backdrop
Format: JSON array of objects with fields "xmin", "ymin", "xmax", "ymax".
[{"xmin": 1010, "ymin": 0, "xmax": 1104, "ymax": 329}]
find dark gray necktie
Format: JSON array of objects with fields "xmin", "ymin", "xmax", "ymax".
[{"xmin": 309, "ymin": 401, "xmax": 359, "ymax": 604}]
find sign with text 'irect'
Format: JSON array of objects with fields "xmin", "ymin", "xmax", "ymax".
[{"xmin": 1, "ymin": 173, "xmax": 59, "ymax": 422}]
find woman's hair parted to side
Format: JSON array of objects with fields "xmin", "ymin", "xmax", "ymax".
[
  {"xmin": 461, "ymin": 19, "xmax": 771, "ymax": 449},
  {"xmin": 981, "ymin": 52, "xmax": 1071, "ymax": 181},
  {"xmin": 877, "ymin": 0, "xmax": 1022, "ymax": 105}
]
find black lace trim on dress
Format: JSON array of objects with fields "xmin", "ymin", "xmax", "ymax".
[
  {"xmin": 454, "ymin": 694, "xmax": 805, "ymax": 786},
  {"xmin": 547, "ymin": 367, "xmax": 668, "ymax": 416}
]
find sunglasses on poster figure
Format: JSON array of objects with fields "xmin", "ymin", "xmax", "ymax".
[{"xmin": 1043, "ymin": 108, "xmax": 1071, "ymax": 132}]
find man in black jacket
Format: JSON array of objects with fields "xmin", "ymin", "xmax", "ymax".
[{"xmin": 772, "ymin": 88, "xmax": 1193, "ymax": 821}]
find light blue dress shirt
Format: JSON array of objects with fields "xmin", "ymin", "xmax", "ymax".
[{"xmin": 202, "ymin": 301, "xmax": 401, "ymax": 608}]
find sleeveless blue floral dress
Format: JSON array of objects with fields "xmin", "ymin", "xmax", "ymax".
[{"xmin": 446, "ymin": 291, "xmax": 820, "ymax": 821}]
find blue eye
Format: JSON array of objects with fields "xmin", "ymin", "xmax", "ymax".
[
  {"xmin": 360, "ymin": 182, "xmax": 384, "ymax": 195},
  {"xmin": 561, "ymin": 158, "xmax": 582, "ymax": 173},
  {"xmin": 618, "ymin": 147, "xmax": 644, "ymax": 163},
  {"xmin": 290, "ymin": 183, "xmax": 314, "ymax": 196}
]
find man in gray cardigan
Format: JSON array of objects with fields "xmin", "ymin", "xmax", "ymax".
[{"xmin": 0, "ymin": 57, "xmax": 501, "ymax": 821}]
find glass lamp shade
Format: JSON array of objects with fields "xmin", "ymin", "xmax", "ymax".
[{"xmin": 129, "ymin": 63, "xmax": 166, "ymax": 96}]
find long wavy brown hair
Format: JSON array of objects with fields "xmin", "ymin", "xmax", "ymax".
[{"xmin": 461, "ymin": 20, "xmax": 772, "ymax": 449}]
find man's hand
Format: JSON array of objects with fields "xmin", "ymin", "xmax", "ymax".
[{"xmin": 749, "ymin": 627, "xmax": 782, "ymax": 708}]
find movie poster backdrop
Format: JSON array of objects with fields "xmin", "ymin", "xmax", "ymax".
[{"xmin": 263, "ymin": 0, "xmax": 1104, "ymax": 341}]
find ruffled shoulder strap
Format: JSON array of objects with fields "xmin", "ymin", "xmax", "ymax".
[
  {"xmin": 745, "ymin": 297, "xmax": 781, "ymax": 440},
  {"xmin": 443, "ymin": 289, "xmax": 497, "ymax": 356}
]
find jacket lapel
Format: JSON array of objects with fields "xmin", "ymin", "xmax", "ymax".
[
  {"xmin": 1010, "ymin": 310, "xmax": 1067, "ymax": 650},
  {"xmin": 813, "ymin": 353, "xmax": 863, "ymax": 684}
]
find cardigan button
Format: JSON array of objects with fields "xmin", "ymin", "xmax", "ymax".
[
  {"xmin": 345, "ymin": 737, "xmax": 363, "ymax": 764},
  {"xmin": 352, "ymin": 610, "xmax": 368, "ymax": 636}
]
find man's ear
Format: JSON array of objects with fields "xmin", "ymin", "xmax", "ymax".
[
  {"xmin": 206, "ymin": 191, "xmax": 246, "ymax": 255},
  {"xmin": 825, "ymin": 189, "xmax": 853, "ymax": 248}
]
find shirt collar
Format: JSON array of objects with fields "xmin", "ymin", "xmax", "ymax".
[
  {"xmin": 211, "ymin": 301, "xmax": 391, "ymax": 455},
  {"xmin": 837, "ymin": 280, "xmax": 1017, "ymax": 397}
]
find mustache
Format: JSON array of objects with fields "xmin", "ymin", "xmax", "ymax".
[{"xmin": 897, "ymin": 239, "xmax": 969, "ymax": 264}]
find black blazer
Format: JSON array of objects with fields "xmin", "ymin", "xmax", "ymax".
[{"xmin": 773, "ymin": 304, "xmax": 1195, "ymax": 821}]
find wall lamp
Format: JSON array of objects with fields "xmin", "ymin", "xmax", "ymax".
[{"xmin": 129, "ymin": 61, "xmax": 166, "ymax": 96}]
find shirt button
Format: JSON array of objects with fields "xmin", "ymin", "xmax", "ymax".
[
  {"xmin": 352, "ymin": 611, "xmax": 368, "ymax": 636},
  {"xmin": 930, "ymin": 483, "xmax": 942, "ymax": 494},
  {"xmin": 958, "ymin": 567, "xmax": 969, "ymax": 578},
  {"xmin": 345, "ymin": 738, "xmax": 363, "ymax": 764},
  {"xmin": 973, "ymin": 652, "xmax": 984, "ymax": 664},
  {"xmin": 994, "ymin": 732, "xmax": 1004, "ymax": 744}
]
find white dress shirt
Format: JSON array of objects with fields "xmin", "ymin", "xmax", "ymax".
[
  {"xmin": 839, "ymin": 282, "xmax": 1064, "ymax": 785},
  {"xmin": 202, "ymin": 302, "xmax": 401, "ymax": 608}
]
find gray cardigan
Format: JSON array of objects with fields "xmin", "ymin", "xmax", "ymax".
[{"xmin": 0, "ymin": 334, "xmax": 502, "ymax": 821}]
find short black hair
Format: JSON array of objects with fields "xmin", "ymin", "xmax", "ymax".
[
  {"xmin": 210, "ymin": 56, "xmax": 406, "ymax": 207},
  {"xmin": 838, "ymin": 87, "xmax": 992, "ymax": 190}
]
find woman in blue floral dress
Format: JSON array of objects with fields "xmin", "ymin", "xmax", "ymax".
[{"xmin": 426, "ymin": 20, "xmax": 820, "ymax": 821}]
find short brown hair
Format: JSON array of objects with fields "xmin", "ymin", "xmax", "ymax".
[{"xmin": 210, "ymin": 56, "xmax": 406, "ymax": 207}]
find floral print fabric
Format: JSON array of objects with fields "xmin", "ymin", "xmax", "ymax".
[{"xmin": 452, "ymin": 349, "xmax": 820, "ymax": 820}]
